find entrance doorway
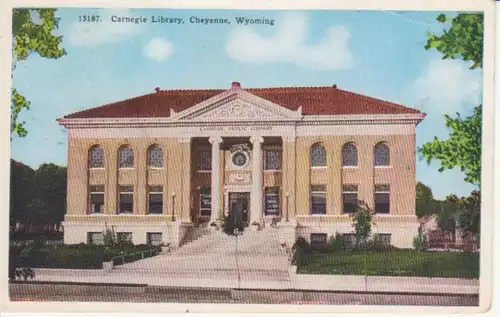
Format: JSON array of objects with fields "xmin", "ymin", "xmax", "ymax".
[{"xmin": 228, "ymin": 192, "xmax": 250, "ymax": 226}]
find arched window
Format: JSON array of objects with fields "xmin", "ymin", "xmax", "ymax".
[
  {"xmin": 374, "ymin": 142, "xmax": 390, "ymax": 166},
  {"xmin": 119, "ymin": 145, "xmax": 134, "ymax": 168},
  {"xmin": 342, "ymin": 142, "xmax": 358, "ymax": 167},
  {"xmin": 311, "ymin": 143, "xmax": 327, "ymax": 167},
  {"xmin": 89, "ymin": 145, "xmax": 104, "ymax": 168},
  {"xmin": 148, "ymin": 145, "xmax": 163, "ymax": 168}
]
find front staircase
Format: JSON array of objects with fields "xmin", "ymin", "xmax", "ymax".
[{"xmin": 111, "ymin": 225, "xmax": 291, "ymax": 285}]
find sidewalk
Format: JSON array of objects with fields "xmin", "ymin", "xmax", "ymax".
[{"xmin": 29, "ymin": 267, "xmax": 479, "ymax": 295}]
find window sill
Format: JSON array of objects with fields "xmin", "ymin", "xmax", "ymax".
[
  {"xmin": 197, "ymin": 170, "xmax": 212, "ymax": 173},
  {"xmin": 342, "ymin": 166, "xmax": 358, "ymax": 169},
  {"xmin": 311, "ymin": 166, "xmax": 327, "ymax": 170},
  {"xmin": 374, "ymin": 166, "xmax": 392, "ymax": 169},
  {"xmin": 148, "ymin": 213, "xmax": 164, "ymax": 216},
  {"xmin": 148, "ymin": 167, "xmax": 164, "ymax": 170},
  {"xmin": 89, "ymin": 168, "xmax": 105, "ymax": 171},
  {"xmin": 89, "ymin": 213, "xmax": 103, "ymax": 216},
  {"xmin": 118, "ymin": 213, "xmax": 134, "ymax": 215},
  {"xmin": 119, "ymin": 168, "xmax": 135, "ymax": 171},
  {"xmin": 264, "ymin": 169, "xmax": 282, "ymax": 173}
]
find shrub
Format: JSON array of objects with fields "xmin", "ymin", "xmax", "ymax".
[
  {"xmin": 291, "ymin": 246, "xmax": 307, "ymax": 267},
  {"xmin": 329, "ymin": 232, "xmax": 344, "ymax": 252},
  {"xmin": 413, "ymin": 234, "xmax": 426, "ymax": 251},
  {"xmin": 292, "ymin": 237, "xmax": 311, "ymax": 254},
  {"xmin": 350, "ymin": 200, "xmax": 375, "ymax": 249}
]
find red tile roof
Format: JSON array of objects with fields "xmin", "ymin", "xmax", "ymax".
[{"xmin": 62, "ymin": 85, "xmax": 423, "ymax": 119}]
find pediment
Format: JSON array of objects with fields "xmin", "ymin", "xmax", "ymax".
[{"xmin": 170, "ymin": 89, "xmax": 302, "ymax": 122}]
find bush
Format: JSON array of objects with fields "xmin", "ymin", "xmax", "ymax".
[
  {"xmin": 413, "ymin": 234, "xmax": 426, "ymax": 251},
  {"xmin": 9, "ymin": 243, "xmax": 160, "ymax": 270},
  {"xmin": 329, "ymin": 232, "xmax": 344, "ymax": 252},
  {"xmin": 292, "ymin": 237, "xmax": 311, "ymax": 253}
]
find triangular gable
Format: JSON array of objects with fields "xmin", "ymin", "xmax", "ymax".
[{"xmin": 169, "ymin": 88, "xmax": 302, "ymax": 122}]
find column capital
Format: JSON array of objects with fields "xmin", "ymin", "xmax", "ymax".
[
  {"xmin": 250, "ymin": 136, "xmax": 264, "ymax": 144},
  {"xmin": 209, "ymin": 136, "xmax": 223, "ymax": 144}
]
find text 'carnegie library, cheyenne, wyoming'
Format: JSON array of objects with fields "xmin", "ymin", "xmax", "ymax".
[{"xmin": 108, "ymin": 15, "xmax": 276, "ymax": 25}]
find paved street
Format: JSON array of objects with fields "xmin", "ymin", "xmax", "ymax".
[{"xmin": 9, "ymin": 283, "xmax": 479, "ymax": 306}]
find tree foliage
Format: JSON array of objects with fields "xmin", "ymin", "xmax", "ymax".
[
  {"xmin": 419, "ymin": 106, "xmax": 482, "ymax": 185},
  {"xmin": 11, "ymin": 8, "xmax": 66, "ymax": 138},
  {"xmin": 425, "ymin": 13, "xmax": 483, "ymax": 69},
  {"xmin": 10, "ymin": 159, "xmax": 67, "ymax": 233},
  {"xmin": 350, "ymin": 200, "xmax": 374, "ymax": 248},
  {"xmin": 416, "ymin": 181, "xmax": 435, "ymax": 218},
  {"xmin": 419, "ymin": 12, "xmax": 483, "ymax": 186}
]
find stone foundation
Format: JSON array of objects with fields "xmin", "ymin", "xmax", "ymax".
[{"xmin": 62, "ymin": 215, "xmax": 192, "ymax": 248}]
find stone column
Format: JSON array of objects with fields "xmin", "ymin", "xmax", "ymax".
[
  {"xmin": 135, "ymin": 143, "xmax": 148, "ymax": 215},
  {"xmin": 209, "ymin": 137, "xmax": 223, "ymax": 223},
  {"xmin": 250, "ymin": 137, "xmax": 264, "ymax": 223},
  {"xmin": 179, "ymin": 138, "xmax": 192, "ymax": 222},
  {"xmin": 282, "ymin": 136, "xmax": 296, "ymax": 222},
  {"xmin": 104, "ymin": 144, "xmax": 118, "ymax": 215},
  {"xmin": 328, "ymin": 139, "xmax": 342, "ymax": 215}
]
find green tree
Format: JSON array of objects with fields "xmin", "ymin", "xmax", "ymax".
[
  {"xmin": 11, "ymin": 8, "xmax": 66, "ymax": 137},
  {"xmin": 416, "ymin": 181, "xmax": 435, "ymax": 218},
  {"xmin": 9, "ymin": 159, "xmax": 35, "ymax": 230},
  {"xmin": 419, "ymin": 106, "xmax": 482, "ymax": 185},
  {"xmin": 350, "ymin": 200, "xmax": 374, "ymax": 249},
  {"xmin": 419, "ymin": 12, "xmax": 483, "ymax": 186},
  {"xmin": 30, "ymin": 163, "xmax": 67, "ymax": 229},
  {"xmin": 425, "ymin": 13, "xmax": 483, "ymax": 69}
]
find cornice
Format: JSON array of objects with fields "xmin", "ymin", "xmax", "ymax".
[{"xmin": 57, "ymin": 113, "xmax": 425, "ymax": 129}]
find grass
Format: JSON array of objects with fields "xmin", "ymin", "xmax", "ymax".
[
  {"xmin": 297, "ymin": 250, "xmax": 479, "ymax": 279},
  {"xmin": 10, "ymin": 243, "xmax": 160, "ymax": 269}
]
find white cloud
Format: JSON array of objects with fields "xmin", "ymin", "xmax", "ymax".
[
  {"xmin": 143, "ymin": 38, "xmax": 174, "ymax": 61},
  {"xmin": 226, "ymin": 12, "xmax": 353, "ymax": 70},
  {"xmin": 414, "ymin": 58, "xmax": 482, "ymax": 114},
  {"xmin": 66, "ymin": 9, "xmax": 141, "ymax": 46}
]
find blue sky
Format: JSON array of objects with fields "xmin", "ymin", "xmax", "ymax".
[{"xmin": 11, "ymin": 8, "xmax": 483, "ymax": 199}]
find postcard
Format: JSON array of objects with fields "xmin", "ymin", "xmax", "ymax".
[{"xmin": 1, "ymin": 0, "xmax": 495, "ymax": 314}]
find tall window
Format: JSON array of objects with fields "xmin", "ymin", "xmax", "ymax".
[
  {"xmin": 148, "ymin": 185, "xmax": 163, "ymax": 214},
  {"xmin": 119, "ymin": 185, "xmax": 134, "ymax": 214},
  {"xmin": 264, "ymin": 150, "xmax": 281, "ymax": 170},
  {"xmin": 342, "ymin": 143, "xmax": 358, "ymax": 167},
  {"xmin": 199, "ymin": 187, "xmax": 211, "ymax": 216},
  {"xmin": 198, "ymin": 149, "xmax": 212, "ymax": 171},
  {"xmin": 311, "ymin": 143, "xmax": 327, "ymax": 167},
  {"xmin": 89, "ymin": 145, "xmax": 104, "ymax": 168},
  {"xmin": 342, "ymin": 185, "xmax": 358, "ymax": 214},
  {"xmin": 264, "ymin": 187, "xmax": 280, "ymax": 216},
  {"xmin": 310, "ymin": 185, "xmax": 326, "ymax": 215},
  {"xmin": 89, "ymin": 185, "xmax": 104, "ymax": 214},
  {"xmin": 375, "ymin": 184, "xmax": 390, "ymax": 214},
  {"xmin": 148, "ymin": 145, "xmax": 163, "ymax": 168},
  {"xmin": 374, "ymin": 142, "xmax": 390, "ymax": 166},
  {"xmin": 119, "ymin": 145, "xmax": 134, "ymax": 168}
]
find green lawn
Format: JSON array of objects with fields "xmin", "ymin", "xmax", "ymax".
[
  {"xmin": 10, "ymin": 243, "xmax": 160, "ymax": 270},
  {"xmin": 297, "ymin": 250, "xmax": 479, "ymax": 279}
]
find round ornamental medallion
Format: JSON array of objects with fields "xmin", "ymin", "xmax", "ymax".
[{"xmin": 232, "ymin": 152, "xmax": 247, "ymax": 167}]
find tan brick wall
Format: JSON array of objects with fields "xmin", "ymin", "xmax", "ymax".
[
  {"xmin": 294, "ymin": 134, "xmax": 416, "ymax": 217},
  {"xmin": 66, "ymin": 137, "xmax": 190, "ymax": 219},
  {"xmin": 66, "ymin": 133, "xmax": 416, "ymax": 223}
]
